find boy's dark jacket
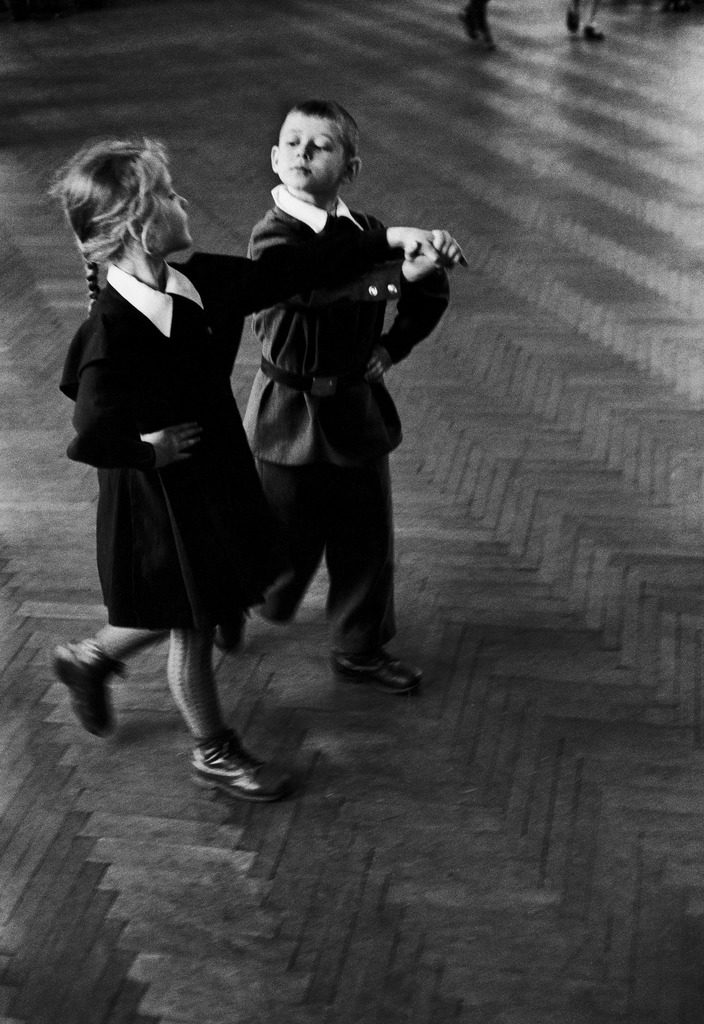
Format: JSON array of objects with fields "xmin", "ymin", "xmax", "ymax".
[
  {"xmin": 58, "ymin": 233, "xmax": 393, "ymax": 630},
  {"xmin": 244, "ymin": 208, "xmax": 450, "ymax": 467}
]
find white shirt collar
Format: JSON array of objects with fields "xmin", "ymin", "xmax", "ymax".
[
  {"xmin": 271, "ymin": 185, "xmax": 363, "ymax": 233},
  {"xmin": 106, "ymin": 262, "xmax": 203, "ymax": 337}
]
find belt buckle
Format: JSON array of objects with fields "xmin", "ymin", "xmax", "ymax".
[{"xmin": 310, "ymin": 376, "xmax": 337, "ymax": 397}]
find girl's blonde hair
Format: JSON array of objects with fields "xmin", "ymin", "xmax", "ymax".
[{"xmin": 50, "ymin": 138, "xmax": 173, "ymax": 302}]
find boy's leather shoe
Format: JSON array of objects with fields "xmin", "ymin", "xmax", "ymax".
[
  {"xmin": 214, "ymin": 613, "xmax": 246, "ymax": 652},
  {"xmin": 583, "ymin": 23, "xmax": 605, "ymax": 38},
  {"xmin": 459, "ymin": 7, "xmax": 479, "ymax": 37},
  {"xmin": 332, "ymin": 650, "xmax": 421, "ymax": 694},
  {"xmin": 53, "ymin": 642, "xmax": 123, "ymax": 737},
  {"xmin": 192, "ymin": 730, "xmax": 292, "ymax": 802}
]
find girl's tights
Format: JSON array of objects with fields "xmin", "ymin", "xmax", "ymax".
[{"xmin": 90, "ymin": 624, "xmax": 226, "ymax": 742}]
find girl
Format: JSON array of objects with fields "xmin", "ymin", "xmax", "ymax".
[{"xmin": 50, "ymin": 137, "xmax": 464, "ymax": 802}]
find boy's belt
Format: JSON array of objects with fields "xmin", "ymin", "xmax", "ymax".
[{"xmin": 260, "ymin": 358, "xmax": 361, "ymax": 398}]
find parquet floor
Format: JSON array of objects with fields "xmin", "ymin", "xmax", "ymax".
[{"xmin": 3, "ymin": 0, "xmax": 704, "ymax": 1020}]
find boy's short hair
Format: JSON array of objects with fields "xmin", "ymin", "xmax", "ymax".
[{"xmin": 283, "ymin": 100, "xmax": 360, "ymax": 160}]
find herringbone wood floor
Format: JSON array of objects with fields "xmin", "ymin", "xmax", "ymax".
[{"xmin": 3, "ymin": 0, "xmax": 704, "ymax": 1020}]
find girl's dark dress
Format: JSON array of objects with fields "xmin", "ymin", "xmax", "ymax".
[{"xmin": 59, "ymin": 234, "xmax": 391, "ymax": 630}]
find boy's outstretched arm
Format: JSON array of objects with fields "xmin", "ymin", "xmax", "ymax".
[
  {"xmin": 246, "ymin": 219, "xmax": 465, "ymax": 310},
  {"xmin": 189, "ymin": 217, "xmax": 459, "ymax": 320}
]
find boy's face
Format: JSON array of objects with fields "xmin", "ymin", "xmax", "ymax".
[{"xmin": 272, "ymin": 112, "xmax": 360, "ymax": 209}]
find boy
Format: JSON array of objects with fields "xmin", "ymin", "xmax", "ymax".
[
  {"xmin": 243, "ymin": 99, "xmax": 463, "ymax": 695},
  {"xmin": 566, "ymin": 0, "xmax": 605, "ymax": 38},
  {"xmin": 459, "ymin": 0, "xmax": 496, "ymax": 51}
]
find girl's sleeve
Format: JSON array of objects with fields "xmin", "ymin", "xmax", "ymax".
[
  {"xmin": 185, "ymin": 219, "xmax": 394, "ymax": 316},
  {"xmin": 66, "ymin": 356, "xmax": 155, "ymax": 470}
]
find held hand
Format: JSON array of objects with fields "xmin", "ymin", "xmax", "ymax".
[
  {"xmin": 365, "ymin": 345, "xmax": 392, "ymax": 382},
  {"xmin": 386, "ymin": 227, "xmax": 437, "ymax": 263},
  {"xmin": 141, "ymin": 422, "xmax": 202, "ymax": 468},
  {"xmin": 427, "ymin": 229, "xmax": 467, "ymax": 268},
  {"xmin": 401, "ymin": 229, "xmax": 467, "ymax": 282},
  {"xmin": 401, "ymin": 252, "xmax": 444, "ymax": 283},
  {"xmin": 386, "ymin": 227, "xmax": 467, "ymax": 271}
]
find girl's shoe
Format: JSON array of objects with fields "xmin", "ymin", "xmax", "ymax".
[
  {"xmin": 53, "ymin": 642, "xmax": 123, "ymax": 736},
  {"xmin": 192, "ymin": 730, "xmax": 293, "ymax": 802}
]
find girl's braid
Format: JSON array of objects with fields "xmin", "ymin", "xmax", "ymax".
[{"xmin": 84, "ymin": 258, "xmax": 100, "ymax": 309}]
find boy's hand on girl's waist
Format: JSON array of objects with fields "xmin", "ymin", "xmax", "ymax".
[
  {"xmin": 140, "ymin": 422, "xmax": 202, "ymax": 468},
  {"xmin": 365, "ymin": 346, "xmax": 392, "ymax": 382}
]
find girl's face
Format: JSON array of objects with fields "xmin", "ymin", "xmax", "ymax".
[
  {"xmin": 271, "ymin": 112, "xmax": 360, "ymax": 210},
  {"xmin": 145, "ymin": 175, "xmax": 192, "ymax": 257}
]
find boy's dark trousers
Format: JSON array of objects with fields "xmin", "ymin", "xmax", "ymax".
[
  {"xmin": 462, "ymin": 0, "xmax": 492, "ymax": 40},
  {"xmin": 256, "ymin": 456, "xmax": 396, "ymax": 655}
]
